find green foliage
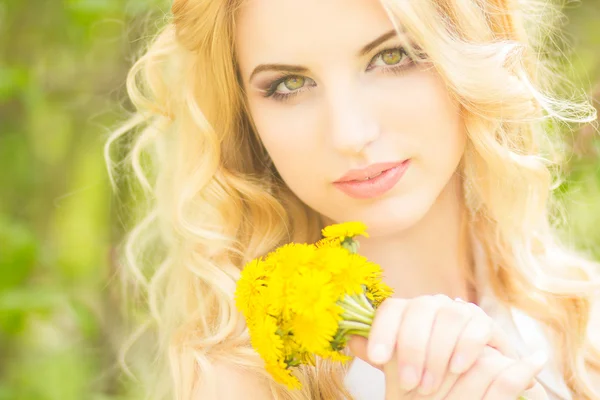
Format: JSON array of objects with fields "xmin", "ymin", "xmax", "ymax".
[
  {"xmin": 0, "ymin": 1, "xmax": 598, "ymax": 399},
  {"xmin": 0, "ymin": 1, "xmax": 168, "ymax": 398}
]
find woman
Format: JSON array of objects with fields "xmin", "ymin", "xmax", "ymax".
[{"xmin": 106, "ymin": 0, "xmax": 600, "ymax": 398}]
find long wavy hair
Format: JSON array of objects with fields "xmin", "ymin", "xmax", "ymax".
[{"xmin": 105, "ymin": 0, "xmax": 600, "ymax": 398}]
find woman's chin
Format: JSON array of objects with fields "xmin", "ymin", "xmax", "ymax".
[{"xmin": 328, "ymin": 194, "xmax": 435, "ymax": 238}]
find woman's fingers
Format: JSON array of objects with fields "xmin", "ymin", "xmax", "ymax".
[
  {"xmin": 448, "ymin": 302, "xmax": 515, "ymax": 376},
  {"xmin": 383, "ymin": 355, "xmax": 410, "ymax": 400},
  {"xmin": 350, "ymin": 294, "xmax": 527, "ymax": 399},
  {"xmin": 347, "ymin": 336, "xmax": 371, "ymax": 365},
  {"xmin": 347, "ymin": 298, "xmax": 407, "ymax": 370},
  {"xmin": 444, "ymin": 347, "xmax": 514, "ymax": 400},
  {"xmin": 394, "ymin": 296, "xmax": 449, "ymax": 391},
  {"xmin": 417, "ymin": 298, "xmax": 473, "ymax": 395},
  {"xmin": 483, "ymin": 351, "xmax": 548, "ymax": 400},
  {"xmin": 368, "ymin": 298, "xmax": 408, "ymax": 366},
  {"xmin": 443, "ymin": 347, "xmax": 548, "ymax": 400}
]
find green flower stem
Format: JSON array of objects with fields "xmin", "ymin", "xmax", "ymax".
[
  {"xmin": 339, "ymin": 237, "xmax": 377, "ymax": 325},
  {"xmin": 343, "ymin": 328, "xmax": 371, "ymax": 337},
  {"xmin": 342, "ymin": 293, "xmax": 364, "ymax": 310},
  {"xmin": 338, "ymin": 320, "xmax": 371, "ymax": 338},
  {"xmin": 337, "ymin": 292, "xmax": 377, "ymax": 341},
  {"xmin": 341, "ymin": 308, "xmax": 373, "ymax": 325},
  {"xmin": 356, "ymin": 291, "xmax": 375, "ymax": 311},
  {"xmin": 344, "ymin": 292, "xmax": 374, "ymax": 314},
  {"xmin": 339, "ymin": 294, "xmax": 374, "ymax": 318}
]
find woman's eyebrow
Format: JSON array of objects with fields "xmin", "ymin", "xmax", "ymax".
[
  {"xmin": 248, "ymin": 29, "xmax": 399, "ymax": 84},
  {"xmin": 249, "ymin": 65, "xmax": 309, "ymax": 84},
  {"xmin": 358, "ymin": 29, "xmax": 398, "ymax": 57}
]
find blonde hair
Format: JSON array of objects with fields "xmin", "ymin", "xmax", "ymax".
[{"xmin": 105, "ymin": 0, "xmax": 600, "ymax": 398}]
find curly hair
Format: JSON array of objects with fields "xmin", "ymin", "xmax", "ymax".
[{"xmin": 105, "ymin": 0, "xmax": 600, "ymax": 398}]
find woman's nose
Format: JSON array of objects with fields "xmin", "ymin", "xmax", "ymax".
[{"xmin": 326, "ymin": 90, "xmax": 381, "ymax": 156}]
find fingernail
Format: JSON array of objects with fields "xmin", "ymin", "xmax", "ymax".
[
  {"xmin": 528, "ymin": 350, "xmax": 548, "ymax": 368},
  {"xmin": 418, "ymin": 370, "xmax": 435, "ymax": 394},
  {"xmin": 450, "ymin": 354, "xmax": 466, "ymax": 374},
  {"xmin": 399, "ymin": 365, "xmax": 419, "ymax": 390},
  {"xmin": 369, "ymin": 344, "xmax": 389, "ymax": 364}
]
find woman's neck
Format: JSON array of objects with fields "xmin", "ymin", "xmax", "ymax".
[{"xmin": 355, "ymin": 174, "xmax": 476, "ymax": 303}]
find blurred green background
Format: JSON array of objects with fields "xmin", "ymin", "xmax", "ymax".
[{"xmin": 0, "ymin": 1, "xmax": 599, "ymax": 399}]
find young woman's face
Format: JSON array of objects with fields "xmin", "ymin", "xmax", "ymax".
[{"xmin": 236, "ymin": 0, "xmax": 466, "ymax": 235}]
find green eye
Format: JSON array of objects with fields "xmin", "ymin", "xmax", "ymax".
[
  {"xmin": 283, "ymin": 76, "xmax": 305, "ymax": 90},
  {"xmin": 381, "ymin": 48, "xmax": 403, "ymax": 65}
]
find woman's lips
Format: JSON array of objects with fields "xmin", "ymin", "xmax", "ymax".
[
  {"xmin": 332, "ymin": 160, "xmax": 411, "ymax": 199},
  {"xmin": 335, "ymin": 161, "xmax": 408, "ymax": 183}
]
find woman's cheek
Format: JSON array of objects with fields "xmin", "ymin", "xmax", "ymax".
[{"xmin": 255, "ymin": 109, "xmax": 324, "ymax": 178}]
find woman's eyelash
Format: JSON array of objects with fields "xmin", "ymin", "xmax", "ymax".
[
  {"xmin": 264, "ymin": 77, "xmax": 286, "ymax": 98},
  {"xmin": 263, "ymin": 77, "xmax": 298, "ymax": 98},
  {"xmin": 263, "ymin": 46, "xmax": 413, "ymax": 101},
  {"xmin": 271, "ymin": 90, "xmax": 301, "ymax": 102},
  {"xmin": 262, "ymin": 77, "xmax": 315, "ymax": 102},
  {"xmin": 367, "ymin": 46, "xmax": 412, "ymax": 71}
]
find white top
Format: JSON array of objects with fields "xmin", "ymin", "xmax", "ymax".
[{"xmin": 344, "ymin": 238, "xmax": 572, "ymax": 400}]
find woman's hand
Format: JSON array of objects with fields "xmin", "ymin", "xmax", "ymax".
[
  {"xmin": 417, "ymin": 346, "xmax": 549, "ymax": 400},
  {"xmin": 348, "ymin": 295, "xmax": 548, "ymax": 398}
]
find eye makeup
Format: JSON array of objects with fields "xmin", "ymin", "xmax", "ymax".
[
  {"xmin": 262, "ymin": 75, "xmax": 317, "ymax": 101},
  {"xmin": 365, "ymin": 46, "xmax": 413, "ymax": 72},
  {"xmin": 258, "ymin": 45, "xmax": 415, "ymax": 102}
]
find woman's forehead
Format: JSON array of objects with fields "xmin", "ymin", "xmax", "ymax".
[{"xmin": 235, "ymin": 0, "xmax": 399, "ymax": 69}]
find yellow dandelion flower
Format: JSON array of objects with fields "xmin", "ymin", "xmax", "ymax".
[
  {"xmin": 325, "ymin": 253, "xmax": 380, "ymax": 296},
  {"xmin": 262, "ymin": 243, "xmax": 318, "ymax": 318},
  {"xmin": 262, "ymin": 273, "xmax": 292, "ymax": 319},
  {"xmin": 250, "ymin": 314, "xmax": 284, "ymax": 364},
  {"xmin": 315, "ymin": 245, "xmax": 352, "ymax": 275},
  {"xmin": 287, "ymin": 269, "xmax": 338, "ymax": 316},
  {"xmin": 265, "ymin": 360, "xmax": 301, "ymax": 389},
  {"xmin": 354, "ymin": 257, "xmax": 382, "ymax": 283},
  {"xmin": 319, "ymin": 349, "xmax": 352, "ymax": 363},
  {"xmin": 340, "ymin": 255, "xmax": 371, "ymax": 295},
  {"xmin": 313, "ymin": 246, "xmax": 357, "ymax": 299},
  {"xmin": 282, "ymin": 337, "xmax": 302, "ymax": 364},
  {"xmin": 263, "ymin": 275, "xmax": 283, "ymax": 310},
  {"xmin": 315, "ymin": 236, "xmax": 342, "ymax": 248},
  {"xmin": 235, "ymin": 258, "xmax": 267, "ymax": 318},
  {"xmin": 244, "ymin": 292, "xmax": 270, "ymax": 330},
  {"xmin": 266, "ymin": 243, "xmax": 316, "ymax": 273},
  {"xmin": 321, "ymin": 221, "xmax": 369, "ymax": 240},
  {"xmin": 291, "ymin": 310, "xmax": 340, "ymax": 354},
  {"xmin": 300, "ymin": 351, "xmax": 316, "ymax": 366},
  {"xmin": 278, "ymin": 326, "xmax": 303, "ymax": 363},
  {"xmin": 366, "ymin": 278, "xmax": 394, "ymax": 307}
]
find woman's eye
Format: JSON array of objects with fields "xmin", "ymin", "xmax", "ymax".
[
  {"xmin": 264, "ymin": 75, "xmax": 316, "ymax": 100},
  {"xmin": 282, "ymin": 76, "xmax": 305, "ymax": 91},
  {"xmin": 381, "ymin": 48, "xmax": 403, "ymax": 65},
  {"xmin": 368, "ymin": 47, "xmax": 410, "ymax": 70}
]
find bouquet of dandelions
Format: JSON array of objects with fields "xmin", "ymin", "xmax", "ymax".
[
  {"xmin": 234, "ymin": 221, "xmax": 393, "ymax": 388},
  {"xmin": 235, "ymin": 222, "xmax": 532, "ymax": 399}
]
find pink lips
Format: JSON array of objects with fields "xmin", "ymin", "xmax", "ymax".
[{"xmin": 333, "ymin": 160, "xmax": 410, "ymax": 199}]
